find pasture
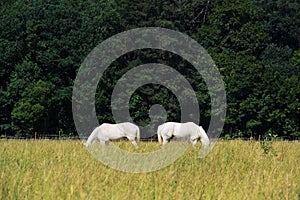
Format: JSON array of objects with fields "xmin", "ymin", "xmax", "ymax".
[{"xmin": 0, "ymin": 139, "xmax": 299, "ymax": 199}]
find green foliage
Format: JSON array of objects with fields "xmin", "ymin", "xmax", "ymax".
[
  {"xmin": 0, "ymin": 0, "xmax": 299, "ymax": 137},
  {"xmin": 11, "ymin": 80, "xmax": 51, "ymax": 136},
  {"xmin": 0, "ymin": 89, "xmax": 10, "ymax": 133},
  {"xmin": 194, "ymin": 0, "xmax": 299, "ymax": 138},
  {"xmin": 253, "ymin": 0, "xmax": 300, "ymax": 50}
]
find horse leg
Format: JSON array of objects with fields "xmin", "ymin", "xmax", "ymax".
[
  {"xmin": 162, "ymin": 136, "xmax": 169, "ymax": 145},
  {"xmin": 127, "ymin": 136, "xmax": 138, "ymax": 149},
  {"xmin": 100, "ymin": 140, "xmax": 106, "ymax": 146}
]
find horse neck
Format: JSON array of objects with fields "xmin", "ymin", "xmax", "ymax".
[
  {"xmin": 86, "ymin": 127, "xmax": 99, "ymax": 146},
  {"xmin": 198, "ymin": 126, "xmax": 210, "ymax": 146}
]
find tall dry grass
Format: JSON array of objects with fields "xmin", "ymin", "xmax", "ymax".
[{"xmin": 0, "ymin": 139, "xmax": 299, "ymax": 199}]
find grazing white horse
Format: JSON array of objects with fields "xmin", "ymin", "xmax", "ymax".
[
  {"xmin": 85, "ymin": 122, "xmax": 140, "ymax": 148},
  {"xmin": 157, "ymin": 122, "xmax": 210, "ymax": 147}
]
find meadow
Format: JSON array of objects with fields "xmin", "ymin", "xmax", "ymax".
[{"xmin": 0, "ymin": 139, "xmax": 299, "ymax": 200}]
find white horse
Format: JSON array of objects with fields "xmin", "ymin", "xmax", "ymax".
[
  {"xmin": 85, "ymin": 122, "xmax": 140, "ymax": 148},
  {"xmin": 157, "ymin": 122, "xmax": 210, "ymax": 147}
]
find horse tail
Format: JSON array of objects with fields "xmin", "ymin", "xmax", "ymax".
[
  {"xmin": 85, "ymin": 127, "xmax": 99, "ymax": 147},
  {"xmin": 157, "ymin": 125, "xmax": 163, "ymax": 144},
  {"xmin": 136, "ymin": 126, "xmax": 140, "ymax": 142},
  {"xmin": 198, "ymin": 126, "xmax": 210, "ymax": 147}
]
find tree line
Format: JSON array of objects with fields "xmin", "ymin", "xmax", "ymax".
[{"xmin": 0, "ymin": 0, "xmax": 299, "ymax": 139}]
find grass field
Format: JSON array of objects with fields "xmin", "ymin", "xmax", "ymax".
[{"xmin": 0, "ymin": 139, "xmax": 299, "ymax": 200}]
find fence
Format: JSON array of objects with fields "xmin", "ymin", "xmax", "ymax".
[
  {"xmin": 1, "ymin": 134, "xmax": 299, "ymax": 141},
  {"xmin": 0, "ymin": 134, "xmax": 158, "ymax": 141}
]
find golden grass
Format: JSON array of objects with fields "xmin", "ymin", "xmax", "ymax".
[{"xmin": 0, "ymin": 139, "xmax": 299, "ymax": 200}]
